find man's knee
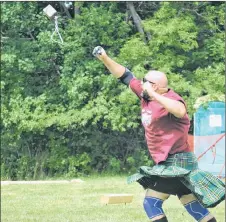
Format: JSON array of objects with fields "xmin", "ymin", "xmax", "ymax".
[
  {"xmin": 179, "ymin": 194, "xmax": 211, "ymax": 222},
  {"xmin": 143, "ymin": 197, "xmax": 164, "ymax": 219},
  {"xmin": 143, "ymin": 189, "xmax": 169, "ymax": 221}
]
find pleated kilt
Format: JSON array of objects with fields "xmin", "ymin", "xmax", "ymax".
[{"xmin": 127, "ymin": 152, "xmax": 225, "ymax": 208}]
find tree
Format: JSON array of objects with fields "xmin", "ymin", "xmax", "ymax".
[{"xmin": 1, "ymin": 2, "xmax": 224, "ymax": 180}]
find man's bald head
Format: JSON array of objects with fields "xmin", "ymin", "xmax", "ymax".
[{"xmin": 145, "ymin": 70, "xmax": 168, "ymax": 88}]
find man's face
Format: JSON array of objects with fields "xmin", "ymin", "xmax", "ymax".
[{"xmin": 142, "ymin": 76, "xmax": 158, "ymax": 91}]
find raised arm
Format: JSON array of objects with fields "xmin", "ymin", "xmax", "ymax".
[
  {"xmin": 92, "ymin": 46, "xmax": 125, "ymax": 79},
  {"xmin": 93, "ymin": 46, "xmax": 144, "ymax": 99}
]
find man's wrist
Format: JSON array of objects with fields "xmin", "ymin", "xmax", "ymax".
[
  {"xmin": 100, "ymin": 55, "xmax": 109, "ymax": 62},
  {"xmin": 147, "ymin": 89, "xmax": 158, "ymax": 100}
]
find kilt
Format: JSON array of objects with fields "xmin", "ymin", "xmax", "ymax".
[{"xmin": 127, "ymin": 152, "xmax": 225, "ymax": 208}]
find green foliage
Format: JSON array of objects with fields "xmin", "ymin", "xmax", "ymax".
[
  {"xmin": 118, "ymin": 37, "xmax": 151, "ymax": 67},
  {"xmin": 126, "ymin": 150, "xmax": 154, "ymax": 174},
  {"xmin": 108, "ymin": 157, "xmax": 121, "ymax": 173},
  {"xmin": 1, "ymin": 2, "xmax": 225, "ymax": 180},
  {"xmin": 16, "ymin": 156, "xmax": 36, "ymax": 180},
  {"xmin": 66, "ymin": 153, "xmax": 91, "ymax": 177}
]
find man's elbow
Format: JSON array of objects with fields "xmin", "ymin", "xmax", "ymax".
[
  {"xmin": 172, "ymin": 102, "xmax": 186, "ymax": 118},
  {"xmin": 177, "ymin": 105, "xmax": 187, "ymax": 118}
]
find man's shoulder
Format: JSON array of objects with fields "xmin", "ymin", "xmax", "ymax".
[
  {"xmin": 129, "ymin": 77, "xmax": 142, "ymax": 89},
  {"xmin": 165, "ymin": 89, "xmax": 184, "ymax": 100}
]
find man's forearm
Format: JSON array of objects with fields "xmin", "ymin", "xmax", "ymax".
[
  {"xmin": 101, "ymin": 56, "xmax": 126, "ymax": 79},
  {"xmin": 150, "ymin": 91, "xmax": 186, "ymax": 118}
]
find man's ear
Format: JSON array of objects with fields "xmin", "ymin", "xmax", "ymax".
[{"xmin": 153, "ymin": 84, "xmax": 158, "ymax": 91}]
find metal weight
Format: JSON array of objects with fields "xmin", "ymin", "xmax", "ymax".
[{"xmin": 92, "ymin": 46, "xmax": 103, "ymax": 57}]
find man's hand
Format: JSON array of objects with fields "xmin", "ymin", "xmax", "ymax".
[
  {"xmin": 142, "ymin": 81, "xmax": 156, "ymax": 98},
  {"xmin": 92, "ymin": 46, "xmax": 107, "ymax": 61},
  {"xmin": 92, "ymin": 46, "xmax": 125, "ymax": 78}
]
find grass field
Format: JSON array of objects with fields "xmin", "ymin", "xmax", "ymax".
[{"xmin": 1, "ymin": 176, "xmax": 225, "ymax": 222}]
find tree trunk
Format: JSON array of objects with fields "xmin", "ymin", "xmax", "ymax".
[
  {"xmin": 127, "ymin": 2, "xmax": 145, "ymax": 35},
  {"xmin": 127, "ymin": 2, "xmax": 151, "ymax": 42}
]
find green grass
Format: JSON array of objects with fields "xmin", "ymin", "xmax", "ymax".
[{"xmin": 1, "ymin": 176, "xmax": 225, "ymax": 222}]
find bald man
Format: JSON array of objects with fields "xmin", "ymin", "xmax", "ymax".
[{"xmin": 93, "ymin": 46, "xmax": 224, "ymax": 222}]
